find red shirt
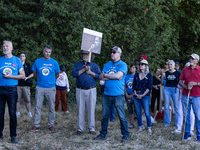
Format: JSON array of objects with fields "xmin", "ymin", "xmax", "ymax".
[{"xmin": 180, "ymin": 65, "xmax": 200, "ymax": 97}]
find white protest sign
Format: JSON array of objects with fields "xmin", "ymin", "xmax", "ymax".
[{"xmin": 81, "ymin": 28, "xmax": 103, "ymax": 54}]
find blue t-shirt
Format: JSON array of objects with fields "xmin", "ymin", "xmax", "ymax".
[
  {"xmin": 32, "ymin": 57, "xmax": 60, "ymax": 88},
  {"xmin": 125, "ymin": 74, "xmax": 134, "ymax": 95},
  {"xmin": 0, "ymin": 56, "xmax": 23, "ymax": 86},
  {"xmin": 103, "ymin": 60, "xmax": 128, "ymax": 96}
]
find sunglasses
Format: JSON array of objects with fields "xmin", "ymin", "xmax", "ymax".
[
  {"xmin": 165, "ymin": 63, "xmax": 168, "ymax": 65},
  {"xmin": 189, "ymin": 57, "xmax": 195, "ymax": 60},
  {"xmin": 139, "ymin": 63, "xmax": 146, "ymax": 66},
  {"xmin": 110, "ymin": 51, "xmax": 117, "ymax": 54}
]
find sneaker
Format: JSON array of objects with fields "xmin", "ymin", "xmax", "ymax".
[
  {"xmin": 31, "ymin": 126, "xmax": 39, "ymax": 132},
  {"xmin": 16, "ymin": 112, "xmax": 20, "ymax": 117},
  {"xmin": 49, "ymin": 126, "xmax": 55, "ymax": 132},
  {"xmin": 136, "ymin": 127, "xmax": 145, "ymax": 134},
  {"xmin": 197, "ymin": 136, "xmax": 200, "ymax": 141},
  {"xmin": 128, "ymin": 124, "xmax": 135, "ymax": 129},
  {"xmin": 183, "ymin": 133, "xmax": 192, "ymax": 140},
  {"xmin": 94, "ymin": 134, "xmax": 107, "ymax": 140},
  {"xmin": 65, "ymin": 111, "xmax": 69, "ymax": 113},
  {"xmin": 190, "ymin": 130, "xmax": 195, "ymax": 136},
  {"xmin": 171, "ymin": 129, "xmax": 181, "ymax": 134},
  {"xmin": 28, "ymin": 112, "xmax": 32, "ymax": 118},
  {"xmin": 164, "ymin": 124, "xmax": 169, "ymax": 127},
  {"xmin": 11, "ymin": 136, "xmax": 18, "ymax": 144},
  {"xmin": 121, "ymin": 136, "xmax": 129, "ymax": 143},
  {"xmin": 110, "ymin": 120, "xmax": 115, "ymax": 122},
  {"xmin": 148, "ymin": 128, "xmax": 152, "ymax": 136},
  {"xmin": 141, "ymin": 125, "xmax": 145, "ymax": 130},
  {"xmin": 151, "ymin": 118, "xmax": 157, "ymax": 124}
]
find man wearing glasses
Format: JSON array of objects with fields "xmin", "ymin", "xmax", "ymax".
[
  {"xmin": 94, "ymin": 46, "xmax": 129, "ymax": 143},
  {"xmin": 179, "ymin": 53, "xmax": 200, "ymax": 141}
]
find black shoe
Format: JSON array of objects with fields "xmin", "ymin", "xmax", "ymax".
[
  {"xmin": 94, "ymin": 134, "xmax": 107, "ymax": 140},
  {"xmin": 0, "ymin": 136, "xmax": 3, "ymax": 140},
  {"xmin": 121, "ymin": 136, "xmax": 129, "ymax": 143},
  {"xmin": 11, "ymin": 136, "xmax": 18, "ymax": 144}
]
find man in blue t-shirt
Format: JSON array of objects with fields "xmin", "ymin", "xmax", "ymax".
[
  {"xmin": 31, "ymin": 45, "xmax": 60, "ymax": 132},
  {"xmin": 94, "ymin": 46, "xmax": 129, "ymax": 143},
  {"xmin": 0, "ymin": 41, "xmax": 25, "ymax": 143}
]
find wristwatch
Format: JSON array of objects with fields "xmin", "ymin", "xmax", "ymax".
[{"xmin": 103, "ymin": 73, "xmax": 106, "ymax": 77}]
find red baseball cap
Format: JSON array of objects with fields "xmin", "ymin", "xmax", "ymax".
[{"xmin": 140, "ymin": 55, "xmax": 147, "ymax": 60}]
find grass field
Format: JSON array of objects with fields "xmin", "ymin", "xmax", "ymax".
[{"xmin": 0, "ymin": 101, "xmax": 200, "ymax": 150}]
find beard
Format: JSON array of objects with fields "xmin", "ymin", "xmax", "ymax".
[
  {"xmin": 83, "ymin": 57, "xmax": 88, "ymax": 62},
  {"xmin": 3, "ymin": 50, "xmax": 11, "ymax": 55}
]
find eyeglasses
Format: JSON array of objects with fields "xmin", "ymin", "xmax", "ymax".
[
  {"xmin": 139, "ymin": 63, "xmax": 146, "ymax": 66},
  {"xmin": 110, "ymin": 51, "xmax": 117, "ymax": 54},
  {"xmin": 189, "ymin": 57, "xmax": 195, "ymax": 60}
]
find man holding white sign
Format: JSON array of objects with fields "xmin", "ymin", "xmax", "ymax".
[{"xmin": 72, "ymin": 50, "xmax": 101, "ymax": 135}]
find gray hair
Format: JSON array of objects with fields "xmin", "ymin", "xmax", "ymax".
[
  {"xmin": 3, "ymin": 41, "xmax": 13, "ymax": 47},
  {"xmin": 168, "ymin": 60, "xmax": 175, "ymax": 65},
  {"xmin": 137, "ymin": 65, "xmax": 150, "ymax": 74},
  {"xmin": 43, "ymin": 45, "xmax": 52, "ymax": 51}
]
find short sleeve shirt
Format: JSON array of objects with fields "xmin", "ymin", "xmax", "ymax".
[
  {"xmin": 103, "ymin": 60, "xmax": 128, "ymax": 96},
  {"xmin": 165, "ymin": 71, "xmax": 180, "ymax": 87},
  {"xmin": 0, "ymin": 56, "xmax": 23, "ymax": 86},
  {"xmin": 125, "ymin": 74, "xmax": 134, "ymax": 95},
  {"xmin": 32, "ymin": 57, "xmax": 60, "ymax": 88},
  {"xmin": 180, "ymin": 65, "xmax": 200, "ymax": 97}
]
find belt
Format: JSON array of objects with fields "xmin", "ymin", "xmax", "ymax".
[
  {"xmin": 0, "ymin": 86, "xmax": 17, "ymax": 89},
  {"xmin": 136, "ymin": 91, "xmax": 142, "ymax": 92},
  {"xmin": 77, "ymin": 86, "xmax": 96, "ymax": 90}
]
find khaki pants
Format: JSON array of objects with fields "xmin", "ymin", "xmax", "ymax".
[
  {"xmin": 33, "ymin": 86, "xmax": 56, "ymax": 128},
  {"xmin": 76, "ymin": 88, "xmax": 96, "ymax": 132}
]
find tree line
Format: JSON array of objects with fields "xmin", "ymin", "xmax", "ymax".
[{"xmin": 0, "ymin": 0, "xmax": 199, "ymax": 101}]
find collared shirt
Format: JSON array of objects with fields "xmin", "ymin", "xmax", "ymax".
[
  {"xmin": 102, "ymin": 60, "xmax": 127, "ymax": 96},
  {"xmin": 0, "ymin": 56, "xmax": 23, "ymax": 86},
  {"xmin": 71, "ymin": 61, "xmax": 101, "ymax": 88},
  {"xmin": 180, "ymin": 65, "xmax": 200, "ymax": 97},
  {"xmin": 132, "ymin": 73, "xmax": 153, "ymax": 96},
  {"xmin": 32, "ymin": 57, "xmax": 60, "ymax": 88}
]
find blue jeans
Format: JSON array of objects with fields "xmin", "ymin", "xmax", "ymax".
[
  {"xmin": 163, "ymin": 87, "xmax": 179, "ymax": 126},
  {"xmin": 0, "ymin": 86, "xmax": 17, "ymax": 138},
  {"xmin": 110, "ymin": 104, "xmax": 115, "ymax": 121},
  {"xmin": 100, "ymin": 94, "xmax": 129, "ymax": 137},
  {"xmin": 134, "ymin": 95, "xmax": 151, "ymax": 128},
  {"xmin": 182, "ymin": 95, "xmax": 200, "ymax": 136}
]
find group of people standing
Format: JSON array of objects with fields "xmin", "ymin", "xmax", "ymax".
[{"xmin": 0, "ymin": 41, "xmax": 200, "ymax": 144}]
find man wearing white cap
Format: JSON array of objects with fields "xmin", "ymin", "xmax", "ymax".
[
  {"xmin": 94, "ymin": 46, "xmax": 129, "ymax": 143},
  {"xmin": 179, "ymin": 53, "xmax": 200, "ymax": 141},
  {"xmin": 72, "ymin": 51, "xmax": 101, "ymax": 135}
]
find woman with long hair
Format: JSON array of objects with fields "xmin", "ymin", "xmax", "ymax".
[{"xmin": 133, "ymin": 59, "xmax": 153, "ymax": 135}]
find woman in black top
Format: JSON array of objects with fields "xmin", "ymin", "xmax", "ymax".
[
  {"xmin": 151, "ymin": 68, "xmax": 161, "ymax": 113},
  {"xmin": 162, "ymin": 60, "xmax": 180, "ymax": 127}
]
